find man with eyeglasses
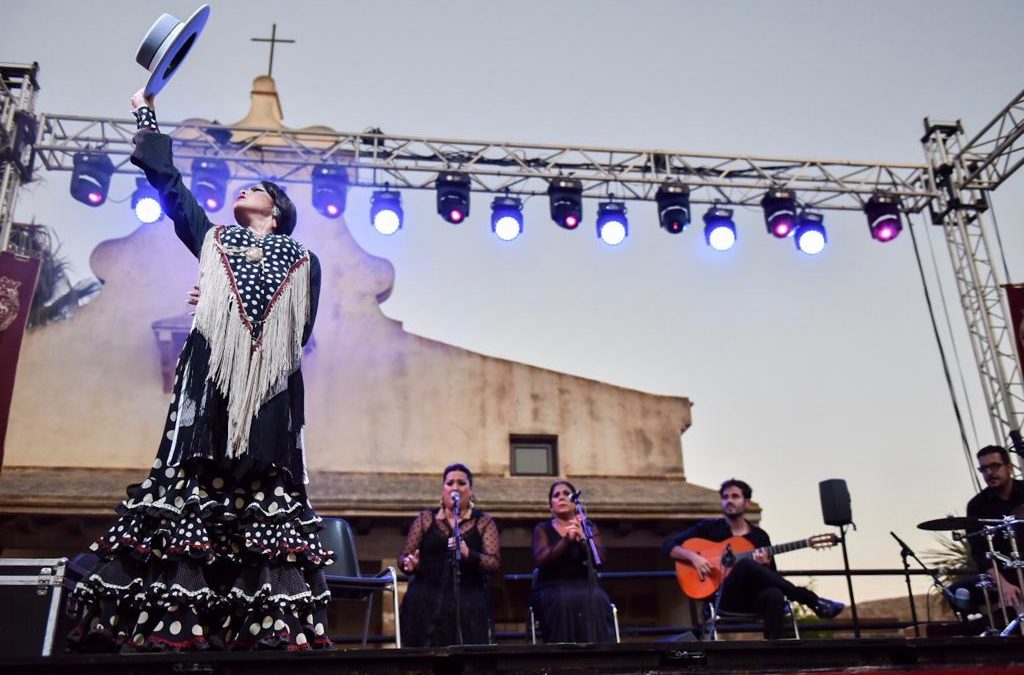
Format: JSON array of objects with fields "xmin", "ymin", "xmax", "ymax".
[{"xmin": 966, "ymin": 445, "xmax": 1024, "ymax": 609}]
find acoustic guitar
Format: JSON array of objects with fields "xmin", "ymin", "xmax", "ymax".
[{"xmin": 674, "ymin": 533, "xmax": 838, "ymax": 600}]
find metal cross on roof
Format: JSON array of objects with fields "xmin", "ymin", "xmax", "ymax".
[{"xmin": 251, "ymin": 24, "xmax": 295, "ymax": 77}]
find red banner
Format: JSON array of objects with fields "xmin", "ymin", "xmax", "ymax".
[
  {"xmin": 0, "ymin": 251, "xmax": 41, "ymax": 474},
  {"xmin": 1007, "ymin": 284, "xmax": 1024, "ymax": 375}
]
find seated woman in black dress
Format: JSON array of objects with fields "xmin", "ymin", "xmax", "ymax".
[
  {"xmin": 397, "ymin": 463, "xmax": 501, "ymax": 646},
  {"xmin": 530, "ymin": 480, "xmax": 616, "ymax": 643}
]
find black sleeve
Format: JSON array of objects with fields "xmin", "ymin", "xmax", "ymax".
[
  {"xmin": 747, "ymin": 528, "xmax": 778, "ymax": 572},
  {"xmin": 129, "ymin": 130, "xmax": 213, "ymax": 258},
  {"xmin": 302, "ymin": 252, "xmax": 321, "ymax": 347},
  {"xmin": 661, "ymin": 519, "xmax": 713, "ymax": 557}
]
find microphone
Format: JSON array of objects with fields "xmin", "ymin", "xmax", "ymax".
[
  {"xmin": 451, "ymin": 492, "xmax": 461, "ymax": 507},
  {"xmin": 570, "ymin": 488, "xmax": 583, "ymax": 504}
]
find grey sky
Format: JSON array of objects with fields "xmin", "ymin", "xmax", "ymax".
[{"xmin": 4, "ymin": 0, "xmax": 1023, "ymax": 602}]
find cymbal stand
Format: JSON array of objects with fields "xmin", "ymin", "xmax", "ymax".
[
  {"xmin": 975, "ymin": 574, "xmax": 998, "ymax": 635},
  {"xmin": 982, "ymin": 526, "xmax": 1011, "ymax": 626},
  {"xmin": 997, "ymin": 516, "xmax": 1024, "ymax": 637}
]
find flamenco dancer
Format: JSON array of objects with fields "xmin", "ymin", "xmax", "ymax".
[{"xmin": 67, "ymin": 86, "xmax": 331, "ymax": 652}]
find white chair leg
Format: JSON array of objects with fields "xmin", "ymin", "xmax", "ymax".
[{"xmin": 387, "ymin": 566, "xmax": 401, "ymax": 648}]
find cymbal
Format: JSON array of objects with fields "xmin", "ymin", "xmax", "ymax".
[{"xmin": 917, "ymin": 516, "xmax": 982, "ymax": 531}]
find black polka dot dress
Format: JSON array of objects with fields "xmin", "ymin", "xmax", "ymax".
[{"xmin": 66, "ymin": 129, "xmax": 331, "ymax": 653}]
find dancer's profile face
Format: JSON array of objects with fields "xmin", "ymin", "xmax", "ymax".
[
  {"xmin": 233, "ymin": 184, "xmax": 275, "ymax": 227},
  {"xmin": 442, "ymin": 470, "xmax": 472, "ymax": 511}
]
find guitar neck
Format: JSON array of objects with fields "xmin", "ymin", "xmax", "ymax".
[{"xmin": 738, "ymin": 538, "xmax": 811, "ymax": 560}]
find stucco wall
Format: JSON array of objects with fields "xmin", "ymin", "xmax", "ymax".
[{"xmin": 6, "ymin": 209, "xmax": 691, "ymax": 479}]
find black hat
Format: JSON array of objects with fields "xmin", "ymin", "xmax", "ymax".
[{"xmin": 135, "ymin": 5, "xmax": 211, "ymax": 96}]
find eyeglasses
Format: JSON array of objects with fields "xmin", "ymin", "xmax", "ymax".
[{"xmin": 977, "ymin": 461, "xmax": 1007, "ymax": 474}]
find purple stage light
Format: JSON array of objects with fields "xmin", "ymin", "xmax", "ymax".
[
  {"xmin": 762, "ymin": 189, "xmax": 798, "ymax": 239},
  {"xmin": 865, "ymin": 193, "xmax": 902, "ymax": 243}
]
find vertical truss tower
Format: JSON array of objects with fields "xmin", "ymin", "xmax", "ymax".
[
  {"xmin": 921, "ymin": 92, "xmax": 1024, "ymax": 446},
  {"xmin": 0, "ymin": 63, "xmax": 40, "ymax": 251}
]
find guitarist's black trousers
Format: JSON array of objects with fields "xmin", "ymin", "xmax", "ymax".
[{"xmin": 718, "ymin": 559, "xmax": 819, "ymax": 639}]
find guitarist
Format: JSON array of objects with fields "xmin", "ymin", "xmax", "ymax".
[{"xmin": 662, "ymin": 479, "xmax": 844, "ymax": 638}]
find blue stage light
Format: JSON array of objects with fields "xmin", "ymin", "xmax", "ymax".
[
  {"xmin": 596, "ymin": 201, "xmax": 628, "ymax": 246},
  {"xmin": 191, "ymin": 157, "xmax": 230, "ymax": 212},
  {"xmin": 131, "ymin": 177, "xmax": 163, "ymax": 224},
  {"xmin": 371, "ymin": 190, "xmax": 403, "ymax": 235},
  {"xmin": 795, "ymin": 211, "xmax": 827, "ymax": 255},
  {"xmin": 491, "ymin": 196, "xmax": 523, "ymax": 241},
  {"xmin": 703, "ymin": 206, "xmax": 736, "ymax": 251}
]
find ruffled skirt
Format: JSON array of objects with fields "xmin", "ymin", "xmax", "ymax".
[{"xmin": 66, "ymin": 458, "xmax": 333, "ymax": 652}]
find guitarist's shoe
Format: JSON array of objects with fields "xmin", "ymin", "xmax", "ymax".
[{"xmin": 814, "ymin": 598, "xmax": 845, "ymax": 619}]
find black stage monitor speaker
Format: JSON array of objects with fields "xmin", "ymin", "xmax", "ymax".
[{"xmin": 819, "ymin": 479, "xmax": 852, "ymax": 527}]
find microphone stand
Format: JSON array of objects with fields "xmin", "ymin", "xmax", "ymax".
[
  {"xmin": 889, "ymin": 531, "xmax": 922, "ymax": 637},
  {"xmin": 572, "ymin": 490, "xmax": 603, "ymax": 642},
  {"xmin": 450, "ymin": 495, "xmax": 464, "ymax": 646}
]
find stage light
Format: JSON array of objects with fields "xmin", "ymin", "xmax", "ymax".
[
  {"xmin": 865, "ymin": 193, "xmax": 902, "ymax": 243},
  {"xmin": 548, "ymin": 177, "xmax": 582, "ymax": 229},
  {"xmin": 70, "ymin": 152, "xmax": 114, "ymax": 206},
  {"xmin": 131, "ymin": 176, "xmax": 163, "ymax": 224},
  {"xmin": 491, "ymin": 196, "xmax": 523, "ymax": 241},
  {"xmin": 370, "ymin": 189, "xmax": 403, "ymax": 235},
  {"xmin": 761, "ymin": 188, "xmax": 798, "ymax": 238},
  {"xmin": 191, "ymin": 157, "xmax": 229, "ymax": 212},
  {"xmin": 596, "ymin": 201, "xmax": 628, "ymax": 246},
  {"xmin": 436, "ymin": 171, "xmax": 471, "ymax": 224},
  {"xmin": 795, "ymin": 211, "xmax": 827, "ymax": 255},
  {"xmin": 312, "ymin": 163, "xmax": 348, "ymax": 218},
  {"xmin": 656, "ymin": 181, "xmax": 690, "ymax": 234},
  {"xmin": 703, "ymin": 206, "xmax": 736, "ymax": 251}
]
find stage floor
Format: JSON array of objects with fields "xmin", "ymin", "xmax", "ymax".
[{"xmin": 0, "ymin": 638, "xmax": 1021, "ymax": 675}]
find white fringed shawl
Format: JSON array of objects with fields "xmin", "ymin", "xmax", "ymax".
[{"xmin": 192, "ymin": 226, "xmax": 310, "ymax": 458}]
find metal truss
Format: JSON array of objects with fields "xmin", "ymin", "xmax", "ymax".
[
  {"xmin": 922, "ymin": 119, "xmax": 1024, "ymax": 444},
  {"xmin": 10, "ymin": 79, "xmax": 1024, "ymax": 453},
  {"xmin": 955, "ymin": 88, "xmax": 1024, "ymax": 192},
  {"xmin": 32, "ymin": 113, "xmax": 935, "ymax": 213},
  {"xmin": 0, "ymin": 63, "xmax": 39, "ymax": 251}
]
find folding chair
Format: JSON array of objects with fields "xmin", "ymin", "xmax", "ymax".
[
  {"xmin": 704, "ymin": 590, "xmax": 799, "ymax": 640},
  {"xmin": 319, "ymin": 517, "xmax": 401, "ymax": 647},
  {"xmin": 527, "ymin": 569, "xmax": 621, "ymax": 644}
]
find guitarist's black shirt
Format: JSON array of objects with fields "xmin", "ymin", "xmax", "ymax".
[{"xmin": 661, "ymin": 518, "xmax": 777, "ymax": 571}]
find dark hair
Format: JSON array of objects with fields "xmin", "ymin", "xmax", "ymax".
[
  {"xmin": 719, "ymin": 478, "xmax": 752, "ymax": 500},
  {"xmin": 442, "ymin": 462, "xmax": 473, "ymax": 486},
  {"xmin": 548, "ymin": 480, "xmax": 577, "ymax": 502},
  {"xmin": 261, "ymin": 180, "xmax": 297, "ymax": 236},
  {"xmin": 977, "ymin": 445, "xmax": 1010, "ymax": 465}
]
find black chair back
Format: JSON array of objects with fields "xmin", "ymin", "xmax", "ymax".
[{"xmin": 320, "ymin": 517, "xmax": 361, "ymax": 578}]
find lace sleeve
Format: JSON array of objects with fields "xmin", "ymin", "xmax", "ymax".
[
  {"xmin": 532, "ymin": 521, "xmax": 569, "ymax": 568},
  {"xmin": 473, "ymin": 513, "xmax": 501, "ymax": 573},
  {"xmin": 400, "ymin": 510, "xmax": 431, "ymax": 560}
]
